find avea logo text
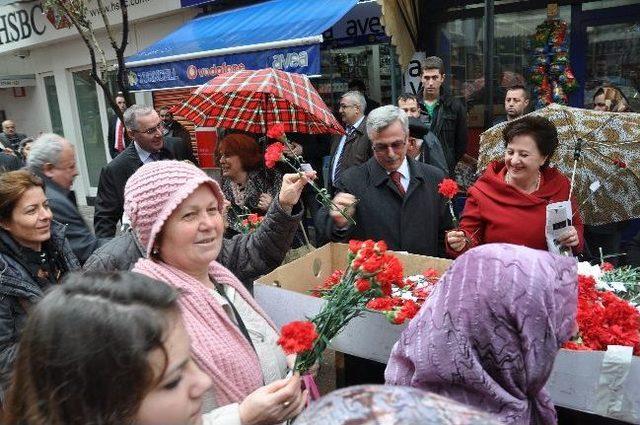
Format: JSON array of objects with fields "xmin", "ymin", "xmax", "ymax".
[{"xmin": 272, "ymin": 51, "xmax": 308, "ymax": 70}]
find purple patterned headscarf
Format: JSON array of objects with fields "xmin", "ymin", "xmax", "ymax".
[{"xmin": 385, "ymin": 243, "xmax": 578, "ymax": 425}]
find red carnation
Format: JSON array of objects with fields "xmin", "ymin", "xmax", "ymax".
[
  {"xmin": 423, "ymin": 268, "xmax": 440, "ymax": 282},
  {"xmin": 264, "ymin": 142, "xmax": 285, "ymax": 168},
  {"xmin": 355, "ymin": 278, "xmax": 371, "ymax": 292},
  {"xmin": 600, "ymin": 262, "xmax": 614, "ymax": 272},
  {"xmin": 366, "ymin": 297, "xmax": 399, "ymax": 311},
  {"xmin": 613, "ymin": 158, "xmax": 627, "ymax": 169},
  {"xmin": 278, "ymin": 321, "xmax": 318, "ymax": 355},
  {"xmin": 348, "ymin": 240, "xmax": 363, "ymax": 254},
  {"xmin": 267, "ymin": 123, "xmax": 286, "ymax": 141},
  {"xmin": 437, "ymin": 178, "xmax": 459, "ymax": 199}
]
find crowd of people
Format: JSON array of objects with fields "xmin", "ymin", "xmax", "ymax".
[{"xmin": 0, "ymin": 54, "xmax": 637, "ymax": 424}]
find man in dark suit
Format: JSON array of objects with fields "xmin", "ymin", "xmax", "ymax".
[
  {"xmin": 27, "ymin": 134, "xmax": 109, "ymax": 264},
  {"xmin": 94, "ymin": 105, "xmax": 174, "ymax": 238},
  {"xmin": 327, "ymin": 91, "xmax": 372, "ymax": 193},
  {"xmin": 107, "ymin": 94, "xmax": 129, "ymax": 159},
  {"xmin": 317, "ymin": 105, "xmax": 449, "ymax": 256}
]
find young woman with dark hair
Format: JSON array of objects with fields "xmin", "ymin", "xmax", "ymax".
[{"xmin": 2, "ymin": 271, "xmax": 212, "ymax": 425}]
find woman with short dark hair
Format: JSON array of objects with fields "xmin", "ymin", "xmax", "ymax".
[
  {"xmin": 218, "ymin": 133, "xmax": 281, "ymax": 222},
  {"xmin": 2, "ymin": 271, "xmax": 212, "ymax": 425},
  {"xmin": 0, "ymin": 170, "xmax": 80, "ymax": 399},
  {"xmin": 446, "ymin": 115, "xmax": 583, "ymax": 256}
]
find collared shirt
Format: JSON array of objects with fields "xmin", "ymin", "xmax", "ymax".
[
  {"xmin": 331, "ymin": 115, "xmax": 365, "ymax": 182},
  {"xmin": 388, "ymin": 157, "xmax": 410, "ymax": 191},
  {"xmin": 134, "ymin": 142, "xmax": 155, "ymax": 164}
]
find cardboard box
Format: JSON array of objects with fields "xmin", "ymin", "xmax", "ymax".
[
  {"xmin": 255, "ymin": 243, "xmax": 640, "ymax": 421},
  {"xmin": 546, "ymin": 349, "xmax": 640, "ymax": 424},
  {"xmin": 254, "ymin": 243, "xmax": 452, "ymax": 363}
]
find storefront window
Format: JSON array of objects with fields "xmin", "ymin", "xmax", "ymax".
[
  {"xmin": 584, "ymin": 21, "xmax": 640, "ymax": 111},
  {"xmin": 44, "ymin": 76, "xmax": 64, "ymax": 136},
  {"xmin": 73, "ymin": 70, "xmax": 108, "ymax": 187},
  {"xmin": 317, "ymin": 44, "xmax": 401, "ymax": 111},
  {"xmin": 438, "ymin": 6, "xmax": 571, "ymax": 128}
]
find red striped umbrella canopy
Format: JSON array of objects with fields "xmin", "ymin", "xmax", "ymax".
[{"xmin": 172, "ymin": 68, "xmax": 345, "ymax": 135}]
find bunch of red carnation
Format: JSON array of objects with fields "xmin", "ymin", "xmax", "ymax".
[
  {"xmin": 438, "ymin": 178, "xmax": 460, "ymax": 227},
  {"xmin": 278, "ymin": 239, "xmax": 404, "ymax": 373},
  {"xmin": 564, "ymin": 274, "xmax": 640, "ymax": 355},
  {"xmin": 264, "ymin": 142, "xmax": 286, "ymax": 169}
]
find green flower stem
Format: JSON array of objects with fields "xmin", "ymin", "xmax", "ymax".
[
  {"xmin": 447, "ymin": 200, "xmax": 459, "ymax": 228},
  {"xmin": 279, "ymin": 155, "xmax": 356, "ymax": 226}
]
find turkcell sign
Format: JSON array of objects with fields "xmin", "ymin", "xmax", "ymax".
[{"xmin": 127, "ymin": 44, "xmax": 320, "ymax": 91}]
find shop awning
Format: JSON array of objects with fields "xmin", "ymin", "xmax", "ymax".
[{"xmin": 126, "ymin": 0, "xmax": 357, "ymax": 91}]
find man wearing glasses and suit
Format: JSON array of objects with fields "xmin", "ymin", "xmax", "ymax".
[
  {"xmin": 94, "ymin": 105, "xmax": 175, "ymax": 238},
  {"xmin": 327, "ymin": 91, "xmax": 372, "ymax": 194},
  {"xmin": 317, "ymin": 105, "xmax": 450, "ymax": 257}
]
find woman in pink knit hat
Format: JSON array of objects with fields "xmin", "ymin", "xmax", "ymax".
[{"xmin": 127, "ymin": 160, "xmax": 313, "ymax": 424}]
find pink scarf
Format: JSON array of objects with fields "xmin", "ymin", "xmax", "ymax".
[{"xmin": 133, "ymin": 258, "xmax": 277, "ymax": 405}]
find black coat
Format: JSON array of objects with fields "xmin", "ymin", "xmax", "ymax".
[
  {"xmin": 417, "ymin": 93, "xmax": 468, "ymax": 172},
  {"xmin": 45, "ymin": 179, "xmax": 108, "ymax": 264},
  {"xmin": 94, "ymin": 143, "xmax": 173, "ymax": 238},
  {"xmin": 0, "ymin": 222, "xmax": 80, "ymax": 397},
  {"xmin": 0, "ymin": 153, "xmax": 21, "ymax": 172},
  {"xmin": 316, "ymin": 157, "xmax": 450, "ymax": 256}
]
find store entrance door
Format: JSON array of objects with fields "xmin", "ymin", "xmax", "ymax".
[{"xmin": 572, "ymin": 4, "xmax": 640, "ymax": 110}]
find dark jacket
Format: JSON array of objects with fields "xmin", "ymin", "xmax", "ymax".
[
  {"xmin": 0, "ymin": 153, "xmax": 21, "ymax": 172},
  {"xmin": 0, "ymin": 133, "xmax": 26, "ymax": 155},
  {"xmin": 164, "ymin": 120, "xmax": 191, "ymax": 145},
  {"xmin": 418, "ymin": 93, "xmax": 468, "ymax": 172},
  {"xmin": 84, "ymin": 198, "xmax": 303, "ymax": 283},
  {"xmin": 94, "ymin": 143, "xmax": 173, "ymax": 238},
  {"xmin": 0, "ymin": 222, "xmax": 80, "ymax": 397},
  {"xmin": 45, "ymin": 179, "xmax": 108, "ymax": 264},
  {"xmin": 165, "ymin": 135, "xmax": 199, "ymax": 166},
  {"xmin": 627, "ymin": 229, "xmax": 640, "ymax": 267},
  {"xmin": 327, "ymin": 117, "xmax": 372, "ymax": 190},
  {"xmin": 316, "ymin": 157, "xmax": 450, "ymax": 256}
]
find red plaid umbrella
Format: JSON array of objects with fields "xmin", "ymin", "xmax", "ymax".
[{"xmin": 172, "ymin": 68, "xmax": 345, "ymax": 135}]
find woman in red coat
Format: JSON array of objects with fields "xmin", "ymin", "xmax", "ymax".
[{"xmin": 446, "ymin": 115, "xmax": 584, "ymax": 257}]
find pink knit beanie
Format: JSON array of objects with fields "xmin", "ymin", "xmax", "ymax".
[{"xmin": 124, "ymin": 160, "xmax": 225, "ymax": 257}]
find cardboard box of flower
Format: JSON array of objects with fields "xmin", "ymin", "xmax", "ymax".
[{"xmin": 254, "ymin": 242, "xmax": 452, "ymax": 363}]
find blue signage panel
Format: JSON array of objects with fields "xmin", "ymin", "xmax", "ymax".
[
  {"xmin": 180, "ymin": 0, "xmax": 217, "ymax": 7},
  {"xmin": 127, "ymin": 44, "xmax": 320, "ymax": 91}
]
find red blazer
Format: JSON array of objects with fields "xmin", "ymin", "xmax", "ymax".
[{"xmin": 446, "ymin": 161, "xmax": 584, "ymax": 258}]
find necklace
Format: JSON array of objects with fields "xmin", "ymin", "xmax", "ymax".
[{"xmin": 505, "ymin": 171, "xmax": 541, "ymax": 193}]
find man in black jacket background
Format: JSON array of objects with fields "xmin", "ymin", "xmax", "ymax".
[
  {"xmin": 94, "ymin": 105, "xmax": 174, "ymax": 238},
  {"xmin": 27, "ymin": 134, "xmax": 109, "ymax": 264},
  {"xmin": 417, "ymin": 56, "xmax": 468, "ymax": 174}
]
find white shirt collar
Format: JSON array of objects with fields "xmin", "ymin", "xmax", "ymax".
[
  {"xmin": 134, "ymin": 141, "xmax": 153, "ymax": 163},
  {"xmin": 390, "ymin": 157, "xmax": 410, "ymax": 179},
  {"xmin": 347, "ymin": 115, "xmax": 365, "ymax": 132}
]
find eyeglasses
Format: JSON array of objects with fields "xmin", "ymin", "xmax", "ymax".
[
  {"xmin": 338, "ymin": 103, "xmax": 356, "ymax": 110},
  {"xmin": 372, "ymin": 141, "xmax": 406, "ymax": 152},
  {"xmin": 135, "ymin": 122, "xmax": 165, "ymax": 135}
]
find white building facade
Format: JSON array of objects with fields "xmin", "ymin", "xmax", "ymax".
[{"xmin": 0, "ymin": 1, "xmax": 197, "ymax": 204}]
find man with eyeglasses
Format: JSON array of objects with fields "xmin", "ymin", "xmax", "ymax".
[
  {"xmin": 317, "ymin": 105, "xmax": 450, "ymax": 257},
  {"xmin": 327, "ymin": 91, "xmax": 372, "ymax": 193},
  {"xmin": 94, "ymin": 105, "xmax": 175, "ymax": 238}
]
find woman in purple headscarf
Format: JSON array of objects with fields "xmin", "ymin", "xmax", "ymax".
[{"xmin": 385, "ymin": 243, "xmax": 578, "ymax": 425}]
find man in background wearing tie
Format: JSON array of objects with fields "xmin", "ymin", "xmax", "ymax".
[
  {"xmin": 108, "ymin": 94, "xmax": 129, "ymax": 159},
  {"xmin": 94, "ymin": 105, "xmax": 174, "ymax": 237},
  {"xmin": 317, "ymin": 105, "xmax": 449, "ymax": 257},
  {"xmin": 327, "ymin": 91, "xmax": 372, "ymax": 194}
]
